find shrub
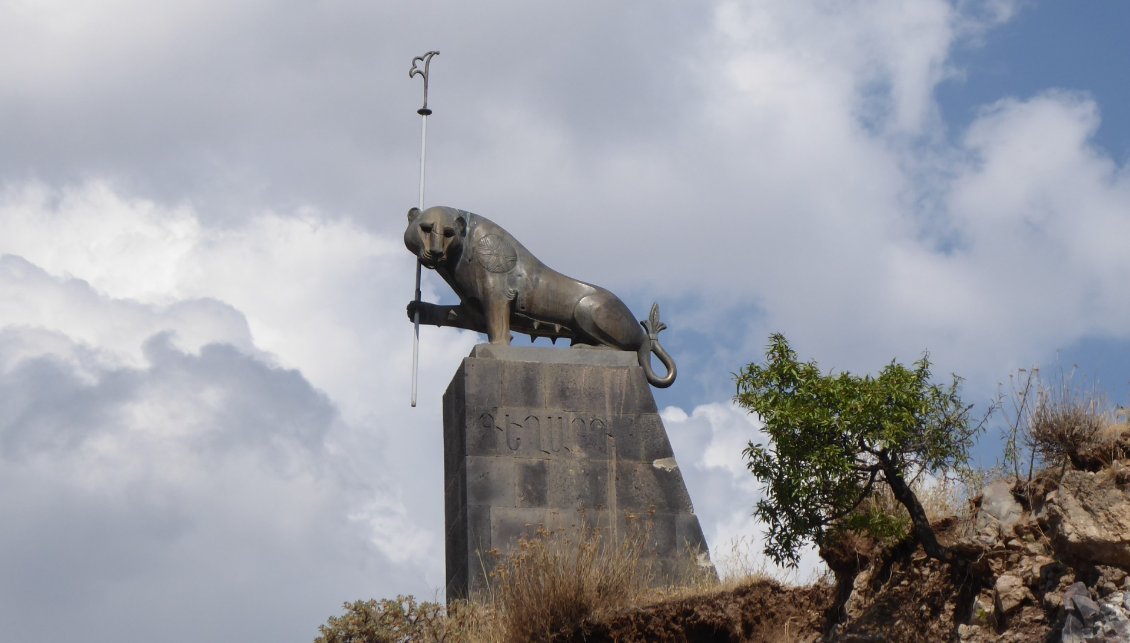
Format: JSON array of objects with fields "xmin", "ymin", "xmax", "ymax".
[
  {"xmin": 315, "ymin": 596, "xmax": 447, "ymax": 643},
  {"xmin": 316, "ymin": 596, "xmax": 495, "ymax": 643},
  {"xmin": 1029, "ymin": 372, "xmax": 1124, "ymax": 471},
  {"xmin": 999, "ymin": 366, "xmax": 1127, "ymax": 476}
]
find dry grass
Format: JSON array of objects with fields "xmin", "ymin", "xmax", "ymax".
[
  {"xmin": 317, "ymin": 520, "xmax": 737, "ymax": 642},
  {"xmin": 488, "ymin": 521, "xmax": 654, "ymax": 641},
  {"xmin": 709, "ymin": 534, "xmax": 780, "ymax": 586},
  {"xmin": 1035, "ymin": 381, "xmax": 1111, "ymax": 465},
  {"xmin": 914, "ymin": 472, "xmax": 979, "ymax": 524},
  {"xmin": 996, "ymin": 365, "xmax": 1130, "ymax": 483},
  {"xmin": 1025, "ymin": 369, "xmax": 1126, "ymax": 472},
  {"xmin": 821, "ymin": 470, "xmax": 977, "ymax": 572}
]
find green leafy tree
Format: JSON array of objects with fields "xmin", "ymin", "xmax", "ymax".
[{"xmin": 735, "ymin": 333, "xmax": 981, "ymax": 567}]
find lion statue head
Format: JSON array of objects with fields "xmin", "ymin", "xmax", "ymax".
[{"xmin": 404, "ymin": 206, "xmax": 467, "ymax": 269}]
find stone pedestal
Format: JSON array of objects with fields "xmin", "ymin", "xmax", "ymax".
[{"xmin": 443, "ymin": 344, "xmax": 712, "ymax": 600}]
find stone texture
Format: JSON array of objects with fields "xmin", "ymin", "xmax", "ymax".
[
  {"xmin": 993, "ymin": 573, "xmax": 1030, "ymax": 615},
  {"xmin": 443, "ymin": 344, "xmax": 713, "ymax": 599},
  {"xmin": 1060, "ymin": 613, "xmax": 1086, "ymax": 643},
  {"xmin": 1071, "ymin": 592, "xmax": 1101, "ymax": 624},
  {"xmin": 978, "ymin": 480, "xmax": 1023, "ymax": 531},
  {"xmin": 973, "ymin": 480, "xmax": 1024, "ymax": 547},
  {"xmin": 1052, "ymin": 581, "xmax": 1130, "ymax": 642},
  {"xmin": 1043, "ymin": 465, "xmax": 1130, "ymax": 569},
  {"xmin": 970, "ymin": 590, "xmax": 995, "ymax": 627}
]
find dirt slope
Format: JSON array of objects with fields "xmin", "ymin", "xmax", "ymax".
[{"xmin": 573, "ymin": 459, "xmax": 1130, "ymax": 642}]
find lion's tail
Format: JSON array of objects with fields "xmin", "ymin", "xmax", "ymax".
[{"xmin": 638, "ymin": 303, "xmax": 676, "ymax": 388}]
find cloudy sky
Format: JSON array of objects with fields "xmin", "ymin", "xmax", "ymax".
[{"xmin": 2, "ymin": 1, "xmax": 1129, "ymax": 640}]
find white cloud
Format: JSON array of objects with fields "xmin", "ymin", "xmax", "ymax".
[
  {"xmin": 0, "ymin": 324, "xmax": 390, "ymax": 642},
  {"xmin": 3, "ymin": 0, "xmax": 1130, "ymax": 640},
  {"xmin": 0, "ymin": 180, "xmax": 477, "ymax": 419},
  {"xmin": 663, "ymin": 403, "xmax": 824, "ymax": 583},
  {"xmin": 0, "ymin": 183, "xmax": 482, "ymax": 641},
  {"xmin": 890, "ymin": 92, "xmax": 1130, "ymax": 376}
]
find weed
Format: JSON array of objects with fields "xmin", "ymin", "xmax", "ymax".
[
  {"xmin": 490, "ymin": 522, "xmax": 653, "ymax": 641},
  {"xmin": 1000, "ymin": 365, "xmax": 1125, "ymax": 477}
]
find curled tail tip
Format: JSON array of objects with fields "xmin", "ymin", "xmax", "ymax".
[
  {"xmin": 641, "ymin": 302, "xmax": 668, "ymax": 338},
  {"xmin": 639, "ymin": 302, "xmax": 676, "ymax": 387}
]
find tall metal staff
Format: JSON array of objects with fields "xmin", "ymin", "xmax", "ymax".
[{"xmin": 409, "ymin": 50, "xmax": 438, "ymax": 407}]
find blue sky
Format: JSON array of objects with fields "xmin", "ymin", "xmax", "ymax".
[
  {"xmin": 943, "ymin": 1, "xmax": 1130, "ymax": 412},
  {"xmin": 947, "ymin": 2, "xmax": 1130, "ymax": 406},
  {"xmin": 2, "ymin": 1, "xmax": 1130, "ymax": 641},
  {"xmin": 939, "ymin": 2, "xmax": 1130, "ymax": 160}
]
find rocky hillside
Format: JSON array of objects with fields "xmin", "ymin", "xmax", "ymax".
[
  {"xmin": 318, "ymin": 427, "xmax": 1130, "ymax": 642},
  {"xmin": 571, "ymin": 444, "xmax": 1130, "ymax": 641}
]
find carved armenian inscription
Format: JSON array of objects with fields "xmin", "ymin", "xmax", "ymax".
[{"xmin": 474, "ymin": 407, "xmax": 612, "ymax": 457}]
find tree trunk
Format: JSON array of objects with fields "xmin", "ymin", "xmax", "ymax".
[{"xmin": 878, "ymin": 455, "xmax": 954, "ymax": 565}]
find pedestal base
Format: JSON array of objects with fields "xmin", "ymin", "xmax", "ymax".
[{"xmin": 443, "ymin": 344, "xmax": 713, "ymax": 599}]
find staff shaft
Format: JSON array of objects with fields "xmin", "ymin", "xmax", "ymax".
[
  {"xmin": 408, "ymin": 49, "xmax": 437, "ymax": 408},
  {"xmin": 411, "ymin": 113, "xmax": 428, "ymax": 408}
]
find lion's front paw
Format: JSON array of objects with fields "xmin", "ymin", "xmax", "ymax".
[{"xmin": 406, "ymin": 300, "xmax": 423, "ymax": 322}]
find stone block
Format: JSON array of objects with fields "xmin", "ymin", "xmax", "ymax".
[
  {"xmin": 545, "ymin": 459, "xmax": 610, "ymax": 510},
  {"xmin": 463, "ymin": 409, "xmax": 504, "ymax": 457},
  {"xmin": 490, "ymin": 506, "xmax": 550, "ymax": 547},
  {"xmin": 444, "ymin": 461, "xmax": 465, "ymax": 531},
  {"xmin": 462, "ymin": 358, "xmax": 502, "ymax": 407},
  {"xmin": 611, "ymin": 414, "xmax": 675, "ymax": 462},
  {"xmin": 466, "ymin": 456, "xmax": 515, "ymax": 507},
  {"xmin": 543, "ymin": 363, "xmax": 590, "ymax": 411},
  {"xmin": 516, "ymin": 459, "xmax": 547, "ymax": 507},
  {"xmin": 443, "ymin": 344, "xmax": 714, "ymax": 599},
  {"xmin": 614, "ymin": 368, "xmax": 659, "ymax": 414},
  {"xmin": 500, "ymin": 361, "xmax": 545, "ymax": 407},
  {"xmin": 614, "ymin": 461, "xmax": 693, "ymax": 513},
  {"xmin": 676, "ymin": 513, "xmax": 710, "ymax": 554}
]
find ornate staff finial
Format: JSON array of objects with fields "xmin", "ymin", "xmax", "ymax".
[
  {"xmin": 408, "ymin": 50, "xmax": 439, "ymax": 408},
  {"xmin": 409, "ymin": 51, "xmax": 439, "ymax": 116}
]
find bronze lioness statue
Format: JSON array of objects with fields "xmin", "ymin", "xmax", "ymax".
[{"xmin": 404, "ymin": 206, "xmax": 676, "ymax": 387}]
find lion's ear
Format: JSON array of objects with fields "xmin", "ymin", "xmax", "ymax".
[
  {"xmin": 407, "ymin": 207, "xmax": 421, "ymax": 222},
  {"xmin": 455, "ymin": 215, "xmax": 467, "ymax": 237}
]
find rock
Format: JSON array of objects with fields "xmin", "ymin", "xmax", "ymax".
[
  {"xmin": 1043, "ymin": 467, "xmax": 1130, "ymax": 568},
  {"xmin": 970, "ymin": 590, "xmax": 995, "ymax": 626},
  {"xmin": 1091, "ymin": 565, "xmax": 1129, "ymax": 597},
  {"xmin": 994, "ymin": 573, "xmax": 1031, "ymax": 615},
  {"xmin": 957, "ymin": 623, "xmax": 981, "ymax": 641},
  {"xmin": 1104, "ymin": 566, "xmax": 1128, "ymax": 586},
  {"xmin": 1018, "ymin": 554, "xmax": 1054, "ymax": 586},
  {"xmin": 1060, "ymin": 613, "xmax": 1087, "ymax": 643},
  {"xmin": 1064, "ymin": 581, "xmax": 1090, "ymax": 604},
  {"xmin": 977, "ymin": 480, "xmax": 1023, "ymax": 539},
  {"xmin": 1044, "ymin": 590, "xmax": 1064, "ymax": 610},
  {"xmin": 1096, "ymin": 591, "xmax": 1130, "ymax": 639},
  {"xmin": 1105, "ymin": 591, "xmax": 1124, "ymax": 610},
  {"xmin": 1045, "ymin": 575, "xmax": 1078, "ymax": 611},
  {"xmin": 1070, "ymin": 592, "xmax": 1101, "ymax": 624},
  {"xmin": 842, "ymin": 566, "xmax": 875, "ymax": 622}
]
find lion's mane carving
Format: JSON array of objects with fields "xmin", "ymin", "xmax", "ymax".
[{"xmin": 404, "ymin": 206, "xmax": 676, "ymax": 388}]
